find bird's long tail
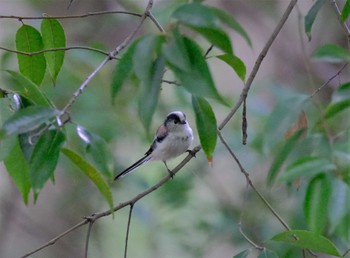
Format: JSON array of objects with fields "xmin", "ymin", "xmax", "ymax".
[{"xmin": 114, "ymin": 155, "xmax": 152, "ymax": 180}]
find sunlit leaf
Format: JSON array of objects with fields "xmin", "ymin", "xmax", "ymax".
[
  {"xmin": 16, "ymin": 24, "xmax": 46, "ymax": 85},
  {"xmin": 271, "ymin": 230, "xmax": 341, "ymax": 256},
  {"xmin": 29, "ymin": 129, "xmax": 65, "ymax": 193},
  {"xmin": 216, "ymin": 54, "xmax": 246, "ymax": 81},
  {"xmin": 41, "ymin": 19, "xmax": 66, "ymax": 82},
  {"xmin": 304, "ymin": 174, "xmax": 332, "ymax": 234},
  {"xmin": 312, "ymin": 44, "xmax": 350, "ymax": 63},
  {"xmin": 77, "ymin": 125, "xmax": 115, "ymax": 179},
  {"xmin": 3, "ymin": 139, "xmax": 31, "ymax": 204},
  {"xmin": 111, "ymin": 39, "xmax": 139, "ymax": 102},
  {"xmin": 192, "ymin": 96, "xmax": 217, "ymax": 162},
  {"xmin": 305, "ymin": 0, "xmax": 327, "ymax": 41},
  {"xmin": 0, "ymin": 106, "xmax": 60, "ymax": 139},
  {"xmin": 61, "ymin": 148, "xmax": 114, "ymax": 211},
  {"xmin": 4, "ymin": 70, "xmax": 52, "ymax": 106}
]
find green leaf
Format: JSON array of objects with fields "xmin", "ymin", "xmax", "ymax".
[
  {"xmin": 41, "ymin": 19, "xmax": 66, "ymax": 82},
  {"xmin": 271, "ymin": 230, "xmax": 341, "ymax": 256},
  {"xmin": 4, "ymin": 70, "xmax": 52, "ymax": 106},
  {"xmin": 216, "ymin": 54, "xmax": 246, "ymax": 81},
  {"xmin": 324, "ymin": 99, "xmax": 350, "ymax": 119},
  {"xmin": 3, "ymin": 139, "xmax": 31, "ymax": 204},
  {"xmin": 267, "ymin": 129, "xmax": 304, "ymax": 185},
  {"xmin": 61, "ymin": 148, "xmax": 114, "ymax": 211},
  {"xmin": 280, "ymin": 157, "xmax": 336, "ymax": 182},
  {"xmin": 0, "ymin": 98, "xmax": 16, "ymax": 160},
  {"xmin": 341, "ymin": 0, "xmax": 350, "ymax": 21},
  {"xmin": 312, "ymin": 44, "xmax": 350, "ymax": 63},
  {"xmin": 172, "ymin": 3, "xmax": 251, "ymax": 50},
  {"xmin": 29, "ymin": 130, "xmax": 65, "ymax": 193},
  {"xmin": 304, "ymin": 0, "xmax": 327, "ymax": 41},
  {"xmin": 111, "ymin": 39, "xmax": 139, "ymax": 102},
  {"xmin": 77, "ymin": 126, "xmax": 114, "ymax": 179},
  {"xmin": 192, "ymin": 96, "xmax": 217, "ymax": 162},
  {"xmin": 233, "ymin": 249, "xmax": 249, "ymax": 258},
  {"xmin": 162, "ymin": 30, "xmax": 192, "ymax": 71},
  {"xmin": 133, "ymin": 34, "xmax": 165, "ymax": 83},
  {"xmin": 257, "ymin": 249, "xmax": 279, "ymax": 258},
  {"xmin": 0, "ymin": 106, "xmax": 60, "ymax": 139},
  {"xmin": 304, "ymin": 174, "xmax": 332, "ymax": 234},
  {"xmin": 138, "ymin": 56, "xmax": 165, "ymax": 131},
  {"xmin": 168, "ymin": 37, "xmax": 226, "ymax": 104},
  {"xmin": 211, "ymin": 7, "xmax": 252, "ymax": 47},
  {"xmin": 16, "ymin": 24, "xmax": 46, "ymax": 85}
]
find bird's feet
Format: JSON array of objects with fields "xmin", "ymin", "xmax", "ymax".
[{"xmin": 186, "ymin": 149, "xmax": 197, "ymax": 157}]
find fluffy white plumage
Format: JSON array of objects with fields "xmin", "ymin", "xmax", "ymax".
[{"xmin": 114, "ymin": 111, "xmax": 193, "ymax": 180}]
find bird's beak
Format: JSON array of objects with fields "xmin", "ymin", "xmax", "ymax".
[{"xmin": 180, "ymin": 120, "xmax": 186, "ymax": 124}]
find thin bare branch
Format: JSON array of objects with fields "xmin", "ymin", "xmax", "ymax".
[
  {"xmin": 0, "ymin": 10, "xmax": 142, "ymax": 20},
  {"xmin": 219, "ymin": 0, "xmax": 298, "ymax": 130},
  {"xmin": 330, "ymin": 0, "xmax": 350, "ymax": 44},
  {"xmin": 20, "ymin": 220, "xmax": 89, "ymax": 258},
  {"xmin": 310, "ymin": 63, "xmax": 348, "ymax": 98},
  {"xmin": 217, "ymin": 130, "xmax": 291, "ymax": 231},
  {"xmin": 84, "ymin": 220, "xmax": 94, "ymax": 258},
  {"xmin": 20, "ymin": 146, "xmax": 200, "ymax": 257},
  {"xmin": 0, "ymin": 45, "xmax": 115, "ymax": 58},
  {"xmin": 124, "ymin": 204, "xmax": 134, "ymax": 258},
  {"xmin": 147, "ymin": 11, "xmax": 165, "ymax": 32}
]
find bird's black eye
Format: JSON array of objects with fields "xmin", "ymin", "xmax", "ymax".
[{"xmin": 174, "ymin": 120, "xmax": 178, "ymax": 124}]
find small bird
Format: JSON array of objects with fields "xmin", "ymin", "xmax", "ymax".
[{"xmin": 114, "ymin": 111, "xmax": 193, "ymax": 180}]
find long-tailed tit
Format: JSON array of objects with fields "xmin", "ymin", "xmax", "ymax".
[{"xmin": 114, "ymin": 111, "xmax": 193, "ymax": 180}]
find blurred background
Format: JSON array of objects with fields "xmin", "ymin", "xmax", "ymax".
[{"xmin": 0, "ymin": 0, "xmax": 349, "ymax": 257}]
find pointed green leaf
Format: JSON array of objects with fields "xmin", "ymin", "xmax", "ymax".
[
  {"xmin": 211, "ymin": 7, "xmax": 251, "ymax": 47},
  {"xmin": 0, "ymin": 106, "xmax": 60, "ymax": 139},
  {"xmin": 0, "ymin": 99, "xmax": 16, "ymax": 160},
  {"xmin": 111, "ymin": 39, "xmax": 139, "ymax": 102},
  {"xmin": 77, "ymin": 126, "xmax": 115, "ymax": 179},
  {"xmin": 41, "ymin": 19, "xmax": 66, "ymax": 82},
  {"xmin": 216, "ymin": 54, "xmax": 246, "ymax": 81},
  {"xmin": 138, "ymin": 56, "xmax": 165, "ymax": 131},
  {"xmin": 305, "ymin": 0, "xmax": 327, "ymax": 41},
  {"xmin": 4, "ymin": 70, "xmax": 52, "ymax": 106},
  {"xmin": 3, "ymin": 139, "xmax": 31, "ymax": 204},
  {"xmin": 162, "ymin": 30, "xmax": 192, "ymax": 71},
  {"xmin": 133, "ymin": 34, "xmax": 165, "ymax": 83},
  {"xmin": 192, "ymin": 96, "xmax": 217, "ymax": 162},
  {"xmin": 257, "ymin": 249, "xmax": 279, "ymax": 258},
  {"xmin": 61, "ymin": 148, "xmax": 114, "ymax": 210},
  {"xmin": 29, "ymin": 129, "xmax": 65, "ymax": 192},
  {"xmin": 233, "ymin": 249, "xmax": 249, "ymax": 258},
  {"xmin": 304, "ymin": 174, "xmax": 332, "ymax": 234},
  {"xmin": 280, "ymin": 157, "xmax": 336, "ymax": 182},
  {"xmin": 267, "ymin": 129, "xmax": 304, "ymax": 185},
  {"xmin": 341, "ymin": 0, "xmax": 350, "ymax": 21},
  {"xmin": 324, "ymin": 99, "xmax": 350, "ymax": 119},
  {"xmin": 312, "ymin": 44, "xmax": 350, "ymax": 63},
  {"xmin": 169, "ymin": 37, "xmax": 226, "ymax": 105},
  {"xmin": 271, "ymin": 230, "xmax": 341, "ymax": 256},
  {"xmin": 16, "ymin": 24, "xmax": 46, "ymax": 85}
]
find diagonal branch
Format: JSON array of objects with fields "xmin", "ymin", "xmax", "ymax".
[
  {"xmin": 219, "ymin": 0, "xmax": 298, "ymax": 130},
  {"xmin": 124, "ymin": 204, "xmax": 134, "ymax": 258},
  {"xmin": 84, "ymin": 220, "xmax": 95, "ymax": 258}
]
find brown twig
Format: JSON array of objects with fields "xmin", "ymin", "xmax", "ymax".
[
  {"xmin": 0, "ymin": 10, "xmax": 142, "ymax": 20},
  {"xmin": 0, "ymin": 46, "xmax": 116, "ymax": 58},
  {"xmin": 84, "ymin": 220, "xmax": 94, "ymax": 258},
  {"xmin": 124, "ymin": 204, "xmax": 134, "ymax": 258}
]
